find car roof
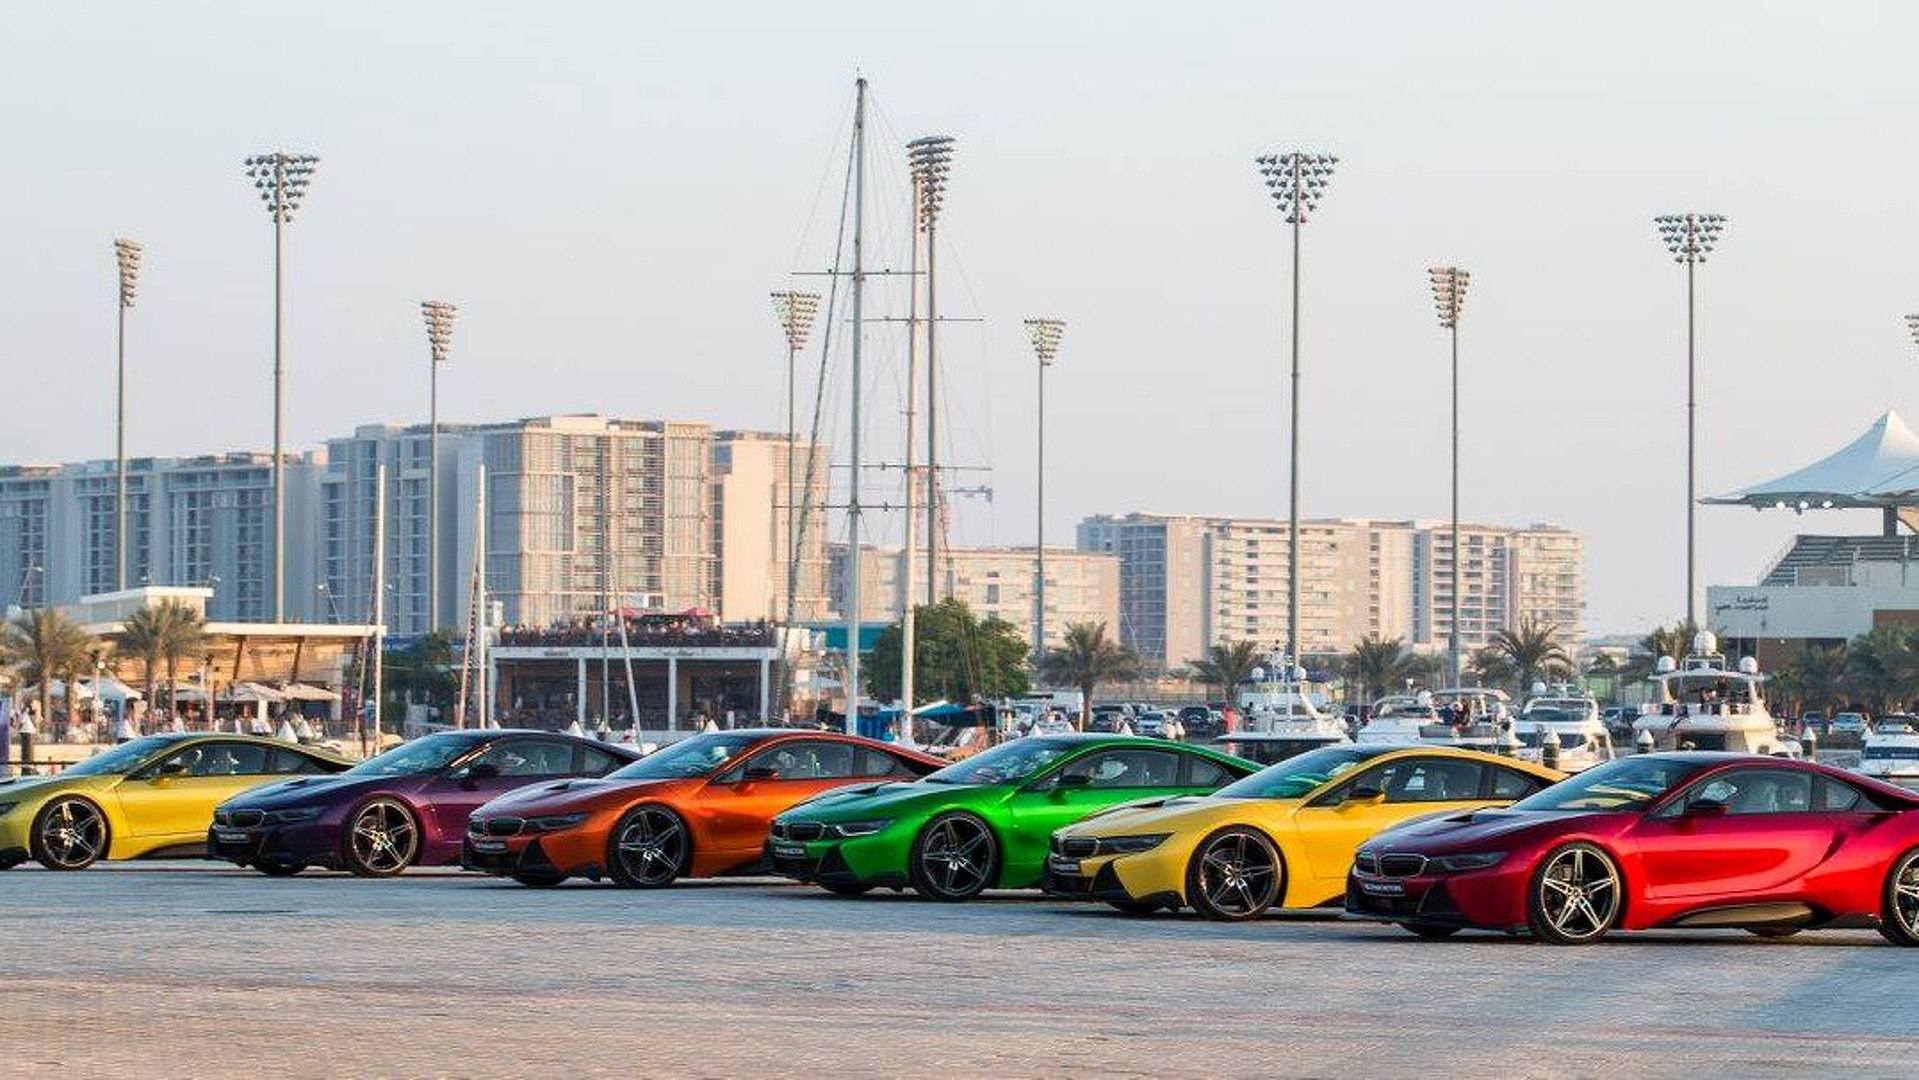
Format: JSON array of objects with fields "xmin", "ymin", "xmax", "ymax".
[{"xmin": 1351, "ymin": 744, "xmax": 1566, "ymax": 779}]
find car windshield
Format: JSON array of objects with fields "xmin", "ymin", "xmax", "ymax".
[
  {"xmin": 923, "ymin": 738, "xmax": 1075, "ymax": 785},
  {"xmin": 1507, "ymin": 756, "xmax": 1704, "ymax": 812},
  {"xmin": 1214, "ymin": 746, "xmax": 1384, "ymax": 799},
  {"xmin": 607, "ymin": 732, "xmax": 764, "ymax": 780},
  {"xmin": 345, "ymin": 733, "xmax": 480, "ymax": 776},
  {"xmin": 60, "ymin": 735, "xmax": 179, "ymax": 777}
]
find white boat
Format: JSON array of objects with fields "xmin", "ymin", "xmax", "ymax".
[
  {"xmin": 1357, "ymin": 696, "xmax": 1440, "ymax": 745},
  {"xmin": 1221, "ymin": 675, "xmax": 1350, "ymax": 764},
  {"xmin": 1513, "ymin": 685, "xmax": 1615, "ymax": 772},
  {"xmin": 1631, "ymin": 632, "xmax": 1800, "ymax": 758},
  {"xmin": 1428, "ymin": 687, "xmax": 1514, "ymax": 726},
  {"xmin": 1860, "ymin": 715, "xmax": 1919, "ymax": 784}
]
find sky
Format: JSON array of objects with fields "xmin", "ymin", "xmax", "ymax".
[{"xmin": 3, "ymin": 1, "xmax": 1917, "ymax": 636}]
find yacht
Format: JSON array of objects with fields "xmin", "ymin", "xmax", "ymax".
[
  {"xmin": 1513, "ymin": 685, "xmax": 1614, "ymax": 772},
  {"xmin": 1357, "ymin": 695, "xmax": 1441, "ymax": 745},
  {"xmin": 1428, "ymin": 687, "xmax": 1514, "ymax": 726},
  {"xmin": 1631, "ymin": 632, "xmax": 1801, "ymax": 758},
  {"xmin": 1860, "ymin": 715, "xmax": 1919, "ymax": 785},
  {"xmin": 1219, "ymin": 677, "xmax": 1350, "ymax": 765}
]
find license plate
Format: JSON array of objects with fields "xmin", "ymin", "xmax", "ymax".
[
  {"xmin": 470, "ymin": 840, "xmax": 507, "ymax": 854},
  {"xmin": 770, "ymin": 841, "xmax": 806, "ymax": 859},
  {"xmin": 1047, "ymin": 856, "xmax": 1082, "ymax": 876},
  {"xmin": 214, "ymin": 830, "xmax": 248, "ymax": 844},
  {"xmin": 1361, "ymin": 881, "xmax": 1405, "ymax": 896}
]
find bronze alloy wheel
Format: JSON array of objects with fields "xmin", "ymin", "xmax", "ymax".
[
  {"xmin": 32, "ymin": 797, "xmax": 109, "ymax": 871},
  {"xmin": 1879, "ymin": 848, "xmax": 1919, "ymax": 946},
  {"xmin": 1185, "ymin": 827, "xmax": 1283, "ymax": 921},
  {"xmin": 910, "ymin": 812, "xmax": 998, "ymax": 901},
  {"xmin": 1527, "ymin": 843, "xmax": 1622, "ymax": 945},
  {"xmin": 607, "ymin": 806, "xmax": 688, "ymax": 888},
  {"xmin": 343, "ymin": 799, "xmax": 420, "ymax": 877}
]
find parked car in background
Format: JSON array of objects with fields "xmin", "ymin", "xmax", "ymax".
[
  {"xmin": 1799, "ymin": 712, "xmax": 1827, "ymax": 737},
  {"xmin": 1830, "ymin": 712, "xmax": 1870, "ymax": 740},
  {"xmin": 1178, "ymin": 706, "xmax": 1221, "ymax": 740},
  {"xmin": 1134, "ymin": 712, "xmax": 1167, "ymax": 738}
]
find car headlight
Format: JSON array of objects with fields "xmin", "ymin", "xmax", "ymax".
[
  {"xmin": 829, "ymin": 819, "xmax": 892, "ymax": 838},
  {"xmin": 1427, "ymin": 851, "xmax": 1506, "ymax": 873},
  {"xmin": 524, "ymin": 813, "xmax": 588, "ymax": 833},
  {"xmin": 1095, "ymin": 834, "xmax": 1170, "ymax": 856},
  {"xmin": 0, "ymin": 802, "xmax": 17, "ymax": 818},
  {"xmin": 264, "ymin": 806, "xmax": 324, "ymax": 825}
]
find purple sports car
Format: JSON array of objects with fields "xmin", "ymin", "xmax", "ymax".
[{"xmin": 208, "ymin": 730, "xmax": 640, "ymax": 877}]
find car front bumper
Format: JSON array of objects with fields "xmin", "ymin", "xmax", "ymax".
[
  {"xmin": 1038, "ymin": 847, "xmax": 1186, "ymax": 908},
  {"xmin": 765, "ymin": 832, "xmax": 910, "ymax": 889},
  {"xmin": 206, "ymin": 822, "xmax": 340, "ymax": 869},
  {"xmin": 1344, "ymin": 863, "xmax": 1529, "ymax": 931}
]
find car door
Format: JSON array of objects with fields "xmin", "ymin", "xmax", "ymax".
[
  {"xmin": 114, "ymin": 740, "xmax": 278, "ymax": 840},
  {"xmin": 698, "ymin": 739, "xmax": 869, "ymax": 858},
  {"xmin": 420, "ymin": 737, "xmax": 577, "ymax": 845},
  {"xmin": 1005, "ymin": 747, "xmax": 1189, "ymax": 880},
  {"xmin": 1289, "ymin": 755, "xmax": 1490, "ymax": 883},
  {"xmin": 1629, "ymin": 766, "xmax": 1838, "ymax": 901}
]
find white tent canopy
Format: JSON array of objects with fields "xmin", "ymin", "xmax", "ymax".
[{"xmin": 1707, "ymin": 410, "xmax": 1919, "ymax": 509}]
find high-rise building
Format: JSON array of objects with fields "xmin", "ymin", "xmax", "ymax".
[
  {"xmin": 0, "ymin": 454, "xmax": 324, "ymax": 622},
  {"xmin": 1077, "ymin": 512, "xmax": 1583, "ymax": 670},
  {"xmin": 827, "ymin": 543, "xmax": 1119, "ymax": 651}
]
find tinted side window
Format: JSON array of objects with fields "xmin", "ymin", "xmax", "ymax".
[
  {"xmin": 1685, "ymin": 768, "xmax": 1814, "ymax": 815},
  {"xmin": 476, "ymin": 738, "xmax": 577, "ymax": 777},
  {"xmin": 747, "ymin": 740, "xmax": 860, "ymax": 780},
  {"xmin": 1183, "ymin": 756, "xmax": 1235, "ymax": 789},
  {"xmin": 1379, "ymin": 758, "xmax": 1485, "ymax": 803},
  {"xmin": 1491, "ymin": 767, "xmax": 1545, "ymax": 799},
  {"xmin": 171, "ymin": 741, "xmax": 273, "ymax": 776},
  {"xmin": 578, "ymin": 746, "xmax": 622, "ymax": 775},
  {"xmin": 270, "ymin": 747, "xmax": 331, "ymax": 775},
  {"xmin": 1066, "ymin": 749, "xmax": 1183, "ymax": 789},
  {"xmin": 855, "ymin": 747, "xmax": 913, "ymax": 777},
  {"xmin": 1819, "ymin": 777, "xmax": 1865, "ymax": 812}
]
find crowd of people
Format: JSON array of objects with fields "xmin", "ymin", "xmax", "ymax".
[{"xmin": 497, "ymin": 614, "xmax": 777, "ymax": 649}]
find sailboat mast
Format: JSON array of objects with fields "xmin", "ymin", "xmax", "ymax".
[
  {"xmin": 898, "ymin": 168, "xmax": 920, "ymax": 746},
  {"xmin": 843, "ymin": 77, "xmax": 867, "ymax": 736}
]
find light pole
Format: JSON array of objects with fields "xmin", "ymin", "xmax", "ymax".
[
  {"xmin": 113, "ymin": 239, "xmax": 143, "ymax": 593},
  {"xmin": 770, "ymin": 291, "xmax": 821, "ymax": 617},
  {"xmin": 1428, "ymin": 266, "xmax": 1470, "ymax": 686},
  {"xmin": 1255, "ymin": 152, "xmax": 1337, "ymax": 670},
  {"xmin": 1654, "ymin": 213, "xmax": 1727, "ymax": 626},
  {"xmin": 420, "ymin": 300, "xmax": 457, "ymax": 632},
  {"xmin": 243, "ymin": 152, "xmax": 319, "ymax": 622},
  {"xmin": 1025, "ymin": 318, "xmax": 1066, "ymax": 665},
  {"xmin": 908, "ymin": 135, "xmax": 953, "ymax": 604}
]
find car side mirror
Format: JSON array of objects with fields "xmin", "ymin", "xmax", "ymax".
[
  {"xmin": 154, "ymin": 761, "xmax": 187, "ymax": 779},
  {"xmin": 468, "ymin": 761, "xmax": 501, "ymax": 780},
  {"xmin": 1340, "ymin": 785, "xmax": 1385, "ymax": 808},
  {"xmin": 743, "ymin": 766, "xmax": 781, "ymax": 782},
  {"xmin": 1683, "ymin": 797, "xmax": 1728, "ymax": 819},
  {"xmin": 1054, "ymin": 772, "xmax": 1094, "ymax": 790}
]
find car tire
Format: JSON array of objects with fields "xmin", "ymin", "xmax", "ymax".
[
  {"xmin": 822, "ymin": 882, "xmax": 872, "ymax": 898},
  {"xmin": 909, "ymin": 812, "xmax": 999, "ymax": 901},
  {"xmin": 512, "ymin": 871, "xmax": 567, "ymax": 888},
  {"xmin": 1526, "ymin": 842, "xmax": 1622, "ymax": 945},
  {"xmin": 606, "ymin": 805, "xmax": 690, "ymax": 888},
  {"xmin": 1878, "ymin": 847, "xmax": 1919, "ymax": 946},
  {"xmin": 1399, "ymin": 922, "xmax": 1461, "ymax": 939},
  {"xmin": 30, "ymin": 796, "xmax": 110, "ymax": 871},
  {"xmin": 255, "ymin": 861, "xmax": 305, "ymax": 878},
  {"xmin": 341, "ymin": 798, "xmax": 421, "ymax": 878},
  {"xmin": 1184, "ymin": 826, "xmax": 1284, "ymax": 921},
  {"xmin": 1105, "ymin": 899, "xmax": 1162, "ymax": 916}
]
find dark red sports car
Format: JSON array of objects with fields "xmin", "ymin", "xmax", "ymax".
[{"xmin": 1346, "ymin": 752, "xmax": 1919, "ymax": 945}]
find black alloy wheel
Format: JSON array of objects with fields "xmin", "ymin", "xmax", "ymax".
[
  {"xmin": 31, "ymin": 797, "xmax": 110, "ymax": 871},
  {"xmin": 1184, "ymin": 827, "xmax": 1283, "ymax": 921},
  {"xmin": 909, "ymin": 812, "xmax": 999, "ymax": 901},
  {"xmin": 1879, "ymin": 848, "xmax": 1919, "ymax": 946},
  {"xmin": 606, "ymin": 805, "xmax": 689, "ymax": 888}
]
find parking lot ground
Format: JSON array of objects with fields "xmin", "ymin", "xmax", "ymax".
[{"xmin": 2, "ymin": 862, "xmax": 1915, "ymax": 1078}]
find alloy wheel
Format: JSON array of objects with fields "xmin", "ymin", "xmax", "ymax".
[
  {"xmin": 35, "ymin": 798, "xmax": 107, "ymax": 870},
  {"xmin": 1189, "ymin": 829, "xmax": 1281, "ymax": 920},
  {"xmin": 613, "ymin": 807, "xmax": 687, "ymax": 887},
  {"xmin": 1531, "ymin": 844, "xmax": 1620, "ymax": 944},
  {"xmin": 1884, "ymin": 851, "xmax": 1919, "ymax": 945},
  {"xmin": 347, "ymin": 800, "xmax": 419, "ymax": 876},
  {"xmin": 914, "ymin": 815, "xmax": 995, "ymax": 900}
]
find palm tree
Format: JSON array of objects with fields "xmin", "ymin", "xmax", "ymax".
[
  {"xmin": 114, "ymin": 604, "xmax": 170, "ymax": 707},
  {"xmin": 1485, "ymin": 618, "xmax": 1572, "ymax": 696},
  {"xmin": 1188, "ymin": 640, "xmax": 1261, "ymax": 705},
  {"xmin": 1844, "ymin": 626, "xmax": 1915, "ymax": 715},
  {"xmin": 152, "ymin": 598, "xmax": 208, "ymax": 715},
  {"xmin": 1039, "ymin": 621, "xmax": 1140, "ymax": 729},
  {"xmin": 2, "ymin": 608, "xmax": 93, "ymax": 732},
  {"xmin": 1341, "ymin": 634, "xmax": 1415, "ymax": 704}
]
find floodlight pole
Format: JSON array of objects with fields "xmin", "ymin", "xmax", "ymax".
[
  {"xmin": 113, "ymin": 239, "xmax": 142, "ymax": 592},
  {"xmin": 1656, "ymin": 213, "xmax": 1725, "ymax": 627}
]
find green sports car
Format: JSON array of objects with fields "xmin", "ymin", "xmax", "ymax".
[{"xmin": 765, "ymin": 734, "xmax": 1258, "ymax": 901}]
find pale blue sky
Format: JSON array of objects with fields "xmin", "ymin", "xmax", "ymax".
[{"xmin": 3, "ymin": 1, "xmax": 1915, "ymax": 634}]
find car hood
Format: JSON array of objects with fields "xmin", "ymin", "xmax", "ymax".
[
  {"xmin": 0, "ymin": 773, "xmax": 109, "ymax": 800},
  {"xmin": 219, "ymin": 772, "xmax": 419, "ymax": 810},
  {"xmin": 775, "ymin": 778, "xmax": 992, "ymax": 821},
  {"xmin": 1369, "ymin": 808, "xmax": 1606, "ymax": 852},
  {"xmin": 474, "ymin": 777, "xmax": 698, "ymax": 817},
  {"xmin": 1061, "ymin": 794, "xmax": 1294, "ymax": 838}
]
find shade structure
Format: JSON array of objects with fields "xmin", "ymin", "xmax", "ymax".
[
  {"xmin": 278, "ymin": 682, "xmax": 342, "ymax": 703},
  {"xmin": 221, "ymin": 681, "xmax": 287, "ymax": 704},
  {"xmin": 1705, "ymin": 410, "xmax": 1919, "ymax": 510}
]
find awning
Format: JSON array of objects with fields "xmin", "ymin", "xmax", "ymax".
[
  {"xmin": 1706, "ymin": 410, "xmax": 1919, "ymax": 509},
  {"xmin": 278, "ymin": 683, "xmax": 342, "ymax": 703},
  {"xmin": 221, "ymin": 682, "xmax": 286, "ymax": 703}
]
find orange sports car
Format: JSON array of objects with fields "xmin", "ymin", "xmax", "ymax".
[{"xmin": 460, "ymin": 728, "xmax": 945, "ymax": 887}]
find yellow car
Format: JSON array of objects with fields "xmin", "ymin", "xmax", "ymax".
[
  {"xmin": 1043, "ymin": 745, "xmax": 1563, "ymax": 919},
  {"xmin": 0, "ymin": 733, "xmax": 351, "ymax": 871}
]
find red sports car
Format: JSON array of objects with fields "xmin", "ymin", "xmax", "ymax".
[{"xmin": 1346, "ymin": 752, "xmax": 1919, "ymax": 945}]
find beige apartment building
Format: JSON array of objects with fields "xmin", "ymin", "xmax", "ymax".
[
  {"xmin": 1077, "ymin": 513, "xmax": 1583, "ymax": 671},
  {"xmin": 827, "ymin": 543, "xmax": 1119, "ymax": 651}
]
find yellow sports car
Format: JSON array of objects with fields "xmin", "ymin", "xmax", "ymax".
[
  {"xmin": 0, "ymin": 733, "xmax": 351, "ymax": 871},
  {"xmin": 1043, "ymin": 745, "xmax": 1563, "ymax": 919}
]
